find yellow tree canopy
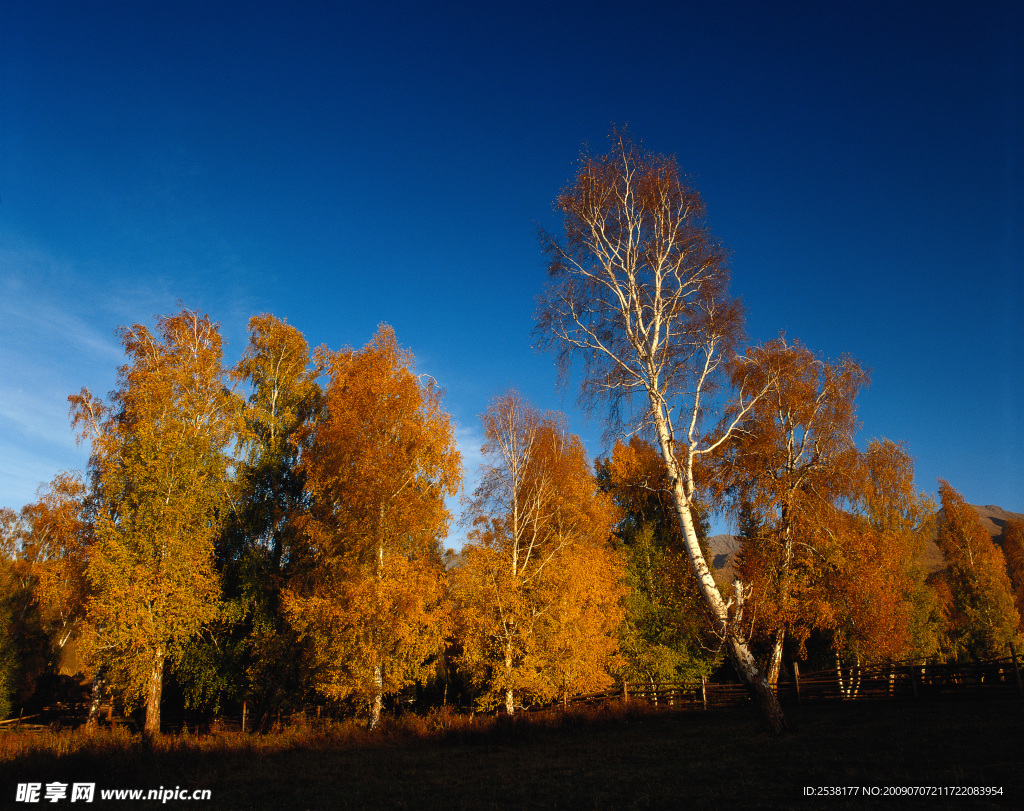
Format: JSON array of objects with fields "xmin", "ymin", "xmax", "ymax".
[
  {"xmin": 69, "ymin": 309, "xmax": 239, "ymax": 730},
  {"xmin": 284, "ymin": 325, "xmax": 460, "ymax": 717},
  {"xmin": 453, "ymin": 392, "xmax": 624, "ymax": 711},
  {"xmin": 936, "ymin": 481, "xmax": 1019, "ymax": 660}
]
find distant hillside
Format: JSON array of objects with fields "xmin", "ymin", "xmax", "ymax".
[
  {"xmin": 706, "ymin": 504, "xmax": 1023, "ymax": 581},
  {"xmin": 969, "ymin": 504, "xmax": 1024, "ymax": 543},
  {"xmin": 927, "ymin": 503, "xmax": 1024, "ymax": 574},
  {"xmin": 708, "ymin": 533, "xmax": 741, "ymax": 584}
]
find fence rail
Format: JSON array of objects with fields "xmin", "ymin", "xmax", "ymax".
[
  {"xmin": 4, "ymin": 655, "xmax": 1021, "ymax": 733},
  {"xmin": 569, "ymin": 655, "xmax": 1024, "ymax": 712}
]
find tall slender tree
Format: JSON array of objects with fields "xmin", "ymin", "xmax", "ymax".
[
  {"xmin": 453, "ymin": 392, "xmax": 624, "ymax": 712},
  {"xmin": 536, "ymin": 131, "xmax": 786, "ymax": 731},
  {"xmin": 935, "ymin": 481, "xmax": 1019, "ymax": 660},
  {"xmin": 715, "ymin": 338, "xmax": 868, "ymax": 682},
  {"xmin": 184, "ymin": 314, "xmax": 323, "ymax": 723},
  {"xmin": 282, "ymin": 326, "xmax": 460, "ymax": 728},
  {"xmin": 70, "ymin": 309, "xmax": 239, "ymax": 735}
]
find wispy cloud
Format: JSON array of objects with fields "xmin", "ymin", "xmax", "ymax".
[
  {"xmin": 0, "ymin": 239, "xmax": 171, "ymax": 508},
  {"xmin": 443, "ymin": 422, "xmax": 485, "ymax": 550}
]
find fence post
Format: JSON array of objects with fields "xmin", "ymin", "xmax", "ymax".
[
  {"xmin": 792, "ymin": 662, "xmax": 801, "ymax": 705},
  {"xmin": 622, "ymin": 681, "xmax": 629, "ymax": 703},
  {"xmin": 701, "ymin": 676, "xmax": 708, "ymax": 711},
  {"xmin": 241, "ymin": 701, "xmax": 247, "ymax": 733},
  {"xmin": 1010, "ymin": 643, "xmax": 1024, "ymax": 696}
]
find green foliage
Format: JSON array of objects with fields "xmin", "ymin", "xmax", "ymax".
[
  {"xmin": 598, "ymin": 438, "xmax": 719, "ymax": 684},
  {"xmin": 180, "ymin": 315, "xmax": 322, "ymax": 720},
  {"xmin": 0, "ymin": 509, "xmax": 50, "ymax": 717},
  {"xmin": 71, "ymin": 309, "xmax": 239, "ymax": 731},
  {"xmin": 616, "ymin": 523, "xmax": 716, "ymax": 684}
]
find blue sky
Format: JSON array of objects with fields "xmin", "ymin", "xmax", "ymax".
[{"xmin": 2, "ymin": 1, "xmax": 1021, "ymax": 542}]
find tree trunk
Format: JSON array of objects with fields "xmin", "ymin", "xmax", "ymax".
[
  {"xmin": 766, "ymin": 628, "xmax": 785, "ymax": 685},
  {"xmin": 655, "ymin": 439, "xmax": 787, "ymax": 734},
  {"xmin": 727, "ymin": 633, "xmax": 787, "ymax": 734},
  {"xmin": 144, "ymin": 649, "xmax": 163, "ymax": 736},
  {"xmin": 86, "ymin": 670, "xmax": 105, "ymax": 728},
  {"xmin": 369, "ymin": 665, "xmax": 383, "ymax": 730},
  {"xmin": 504, "ymin": 645, "xmax": 515, "ymax": 715}
]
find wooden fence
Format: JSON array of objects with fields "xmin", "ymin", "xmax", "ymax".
[
  {"xmin": 3, "ymin": 655, "xmax": 1021, "ymax": 733},
  {"xmin": 560, "ymin": 655, "xmax": 1024, "ymax": 712}
]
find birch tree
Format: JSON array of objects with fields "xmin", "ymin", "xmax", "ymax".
[
  {"xmin": 453, "ymin": 392, "xmax": 624, "ymax": 712},
  {"xmin": 17, "ymin": 472, "xmax": 92, "ymax": 660},
  {"xmin": 935, "ymin": 481, "xmax": 1019, "ymax": 660},
  {"xmin": 716, "ymin": 338, "xmax": 867, "ymax": 683},
  {"xmin": 282, "ymin": 326, "xmax": 460, "ymax": 728},
  {"xmin": 69, "ymin": 309, "xmax": 238, "ymax": 735},
  {"xmin": 536, "ymin": 131, "xmax": 786, "ymax": 732}
]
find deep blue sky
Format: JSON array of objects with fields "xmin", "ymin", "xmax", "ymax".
[{"xmin": 2, "ymin": 1, "xmax": 1021, "ymax": 542}]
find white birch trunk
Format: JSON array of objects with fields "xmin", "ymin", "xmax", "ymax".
[
  {"xmin": 369, "ymin": 665, "xmax": 383, "ymax": 729},
  {"xmin": 652, "ymin": 415, "xmax": 787, "ymax": 733},
  {"xmin": 767, "ymin": 629, "xmax": 785, "ymax": 685}
]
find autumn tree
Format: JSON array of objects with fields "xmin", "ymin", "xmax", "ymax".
[
  {"xmin": 229, "ymin": 314, "xmax": 322, "ymax": 573},
  {"xmin": 453, "ymin": 393, "xmax": 624, "ymax": 712},
  {"xmin": 597, "ymin": 437, "xmax": 718, "ymax": 684},
  {"xmin": 935, "ymin": 481, "xmax": 1019, "ymax": 660},
  {"xmin": 715, "ymin": 338, "xmax": 868, "ymax": 682},
  {"xmin": 536, "ymin": 131, "xmax": 786, "ymax": 731},
  {"xmin": 18, "ymin": 472, "xmax": 92, "ymax": 659},
  {"xmin": 1002, "ymin": 518, "xmax": 1024, "ymax": 635},
  {"xmin": 282, "ymin": 326, "xmax": 460, "ymax": 728},
  {"xmin": 841, "ymin": 439, "xmax": 940, "ymax": 662},
  {"xmin": 178, "ymin": 314, "xmax": 323, "ymax": 721},
  {"xmin": 0, "ymin": 509, "xmax": 24, "ymax": 719},
  {"xmin": 70, "ymin": 308, "xmax": 239, "ymax": 735}
]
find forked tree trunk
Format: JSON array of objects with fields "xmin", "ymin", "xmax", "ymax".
[
  {"xmin": 729, "ymin": 635, "xmax": 787, "ymax": 733},
  {"xmin": 144, "ymin": 648, "xmax": 164, "ymax": 736},
  {"xmin": 660, "ymin": 443, "xmax": 787, "ymax": 734}
]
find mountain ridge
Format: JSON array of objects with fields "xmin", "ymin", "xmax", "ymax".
[{"xmin": 706, "ymin": 504, "xmax": 1023, "ymax": 580}]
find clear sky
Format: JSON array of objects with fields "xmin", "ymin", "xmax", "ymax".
[{"xmin": 2, "ymin": 1, "xmax": 1021, "ymax": 543}]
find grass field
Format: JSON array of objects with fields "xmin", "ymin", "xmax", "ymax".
[{"xmin": 1, "ymin": 697, "xmax": 1021, "ymax": 809}]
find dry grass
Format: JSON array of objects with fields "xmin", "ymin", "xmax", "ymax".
[{"xmin": 1, "ymin": 698, "xmax": 1022, "ymax": 809}]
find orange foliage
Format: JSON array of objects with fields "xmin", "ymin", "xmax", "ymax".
[
  {"xmin": 936, "ymin": 481, "xmax": 1019, "ymax": 659},
  {"xmin": 70, "ymin": 309, "xmax": 239, "ymax": 734},
  {"xmin": 453, "ymin": 392, "xmax": 625, "ymax": 711},
  {"xmin": 18, "ymin": 472, "xmax": 92, "ymax": 653},
  {"xmin": 1002, "ymin": 519, "xmax": 1024, "ymax": 635},
  {"xmin": 718, "ymin": 338, "xmax": 867, "ymax": 678},
  {"xmin": 284, "ymin": 326, "xmax": 460, "ymax": 722}
]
